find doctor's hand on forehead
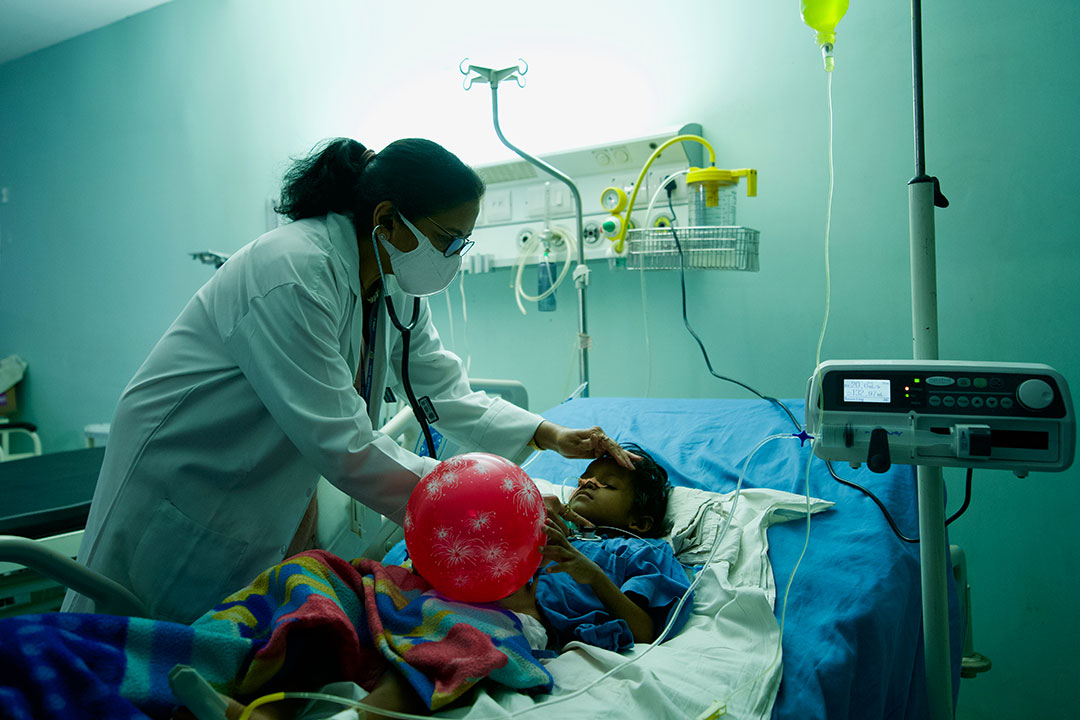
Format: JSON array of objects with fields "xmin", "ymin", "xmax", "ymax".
[{"xmin": 531, "ymin": 421, "xmax": 641, "ymax": 470}]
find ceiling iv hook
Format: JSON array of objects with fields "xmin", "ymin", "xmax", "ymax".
[{"xmin": 460, "ymin": 58, "xmax": 528, "ymax": 91}]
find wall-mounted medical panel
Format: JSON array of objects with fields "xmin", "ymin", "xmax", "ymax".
[{"xmin": 465, "ymin": 130, "xmax": 701, "ymax": 271}]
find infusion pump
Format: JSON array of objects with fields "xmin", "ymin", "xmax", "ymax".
[{"xmin": 805, "ymin": 360, "xmax": 1075, "ymax": 475}]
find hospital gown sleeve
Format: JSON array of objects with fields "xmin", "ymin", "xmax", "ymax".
[
  {"xmin": 620, "ymin": 542, "xmax": 695, "ymax": 640},
  {"xmin": 387, "ymin": 295, "xmax": 543, "ymax": 463},
  {"xmin": 539, "ymin": 539, "xmax": 693, "ymax": 652},
  {"xmin": 223, "ymin": 282, "xmax": 434, "ymax": 523}
]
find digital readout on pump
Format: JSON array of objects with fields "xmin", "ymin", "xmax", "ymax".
[{"xmin": 843, "ymin": 378, "xmax": 891, "ymax": 404}]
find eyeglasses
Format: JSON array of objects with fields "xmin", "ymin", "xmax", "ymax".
[{"xmin": 425, "ymin": 216, "xmax": 475, "ymax": 257}]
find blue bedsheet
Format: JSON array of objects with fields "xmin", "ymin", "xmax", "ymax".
[{"xmin": 523, "ymin": 397, "xmax": 962, "ymax": 720}]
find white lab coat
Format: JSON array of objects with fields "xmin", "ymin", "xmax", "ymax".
[{"xmin": 62, "ymin": 212, "xmax": 543, "ymax": 622}]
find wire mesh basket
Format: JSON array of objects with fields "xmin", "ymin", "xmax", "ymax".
[{"xmin": 625, "ymin": 226, "xmax": 760, "ymax": 271}]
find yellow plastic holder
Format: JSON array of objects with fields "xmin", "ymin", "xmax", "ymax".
[{"xmin": 612, "ymin": 134, "xmax": 716, "ymax": 253}]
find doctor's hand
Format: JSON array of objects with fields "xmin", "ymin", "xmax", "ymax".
[{"xmin": 531, "ymin": 421, "xmax": 640, "ymax": 470}]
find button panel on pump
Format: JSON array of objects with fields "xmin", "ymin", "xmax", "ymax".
[{"xmin": 823, "ymin": 369, "xmax": 1067, "ymax": 419}]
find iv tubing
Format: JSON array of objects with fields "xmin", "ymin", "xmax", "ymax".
[
  {"xmin": 612, "ymin": 134, "xmax": 716, "ymax": 253},
  {"xmin": 814, "ymin": 71, "xmax": 835, "ymax": 374},
  {"xmin": 702, "ymin": 440, "xmax": 815, "ymax": 719},
  {"xmin": 807, "ymin": 68, "xmax": 837, "ymax": 447}
]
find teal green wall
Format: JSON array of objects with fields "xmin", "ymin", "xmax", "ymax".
[{"xmin": 1, "ymin": 1, "xmax": 1077, "ymax": 716}]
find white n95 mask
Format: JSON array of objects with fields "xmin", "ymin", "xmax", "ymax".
[{"xmin": 378, "ymin": 213, "xmax": 461, "ymax": 297}]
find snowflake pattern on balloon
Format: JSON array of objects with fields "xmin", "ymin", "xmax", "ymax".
[
  {"xmin": 482, "ymin": 542, "xmax": 513, "ymax": 578},
  {"xmin": 469, "ymin": 511, "xmax": 493, "ymax": 532},
  {"xmin": 512, "ymin": 483, "xmax": 540, "ymax": 515},
  {"xmin": 439, "ymin": 469, "xmax": 460, "ymax": 489},
  {"xmin": 433, "ymin": 534, "xmax": 481, "ymax": 567},
  {"xmin": 481, "ymin": 541, "xmax": 508, "ymax": 563},
  {"xmin": 433, "ymin": 526, "xmax": 451, "ymax": 542},
  {"xmin": 404, "ymin": 511, "xmax": 414, "ymax": 533},
  {"xmin": 501, "ymin": 476, "xmax": 517, "ymax": 493},
  {"xmin": 441, "ymin": 457, "xmax": 469, "ymax": 473},
  {"xmin": 425, "ymin": 476, "xmax": 445, "ymax": 499}
]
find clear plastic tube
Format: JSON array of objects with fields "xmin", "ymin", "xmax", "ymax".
[
  {"xmin": 459, "ymin": 269, "xmax": 471, "ymax": 374},
  {"xmin": 702, "ymin": 442, "xmax": 816, "ymax": 719},
  {"xmin": 512, "ymin": 228, "xmax": 576, "ymax": 315},
  {"xmin": 638, "ymin": 169, "xmax": 690, "ymax": 398},
  {"xmin": 444, "ymin": 289, "xmax": 456, "ymax": 353},
  {"xmin": 814, "ymin": 70, "xmax": 835, "ymax": 377},
  {"xmin": 238, "ymin": 690, "xmax": 419, "ymax": 720}
]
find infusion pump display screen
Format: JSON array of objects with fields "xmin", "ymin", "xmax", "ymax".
[{"xmin": 843, "ymin": 378, "xmax": 891, "ymax": 404}]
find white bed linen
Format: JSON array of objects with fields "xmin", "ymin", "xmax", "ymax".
[{"xmin": 434, "ymin": 479, "xmax": 833, "ymax": 720}]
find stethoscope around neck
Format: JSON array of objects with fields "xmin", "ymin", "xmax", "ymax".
[{"xmin": 370, "ymin": 224, "xmax": 439, "ymax": 459}]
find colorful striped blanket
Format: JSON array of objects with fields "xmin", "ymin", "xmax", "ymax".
[{"xmin": 0, "ymin": 550, "xmax": 552, "ymax": 719}]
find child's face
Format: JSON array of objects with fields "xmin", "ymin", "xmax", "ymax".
[{"xmin": 566, "ymin": 457, "xmax": 638, "ymax": 531}]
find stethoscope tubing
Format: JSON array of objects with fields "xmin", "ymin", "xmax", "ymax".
[{"xmin": 372, "ymin": 224, "xmax": 438, "ymax": 459}]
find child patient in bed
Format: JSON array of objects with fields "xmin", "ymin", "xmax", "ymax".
[
  {"xmin": 500, "ymin": 442, "xmax": 692, "ymax": 654},
  {"xmin": 195, "ymin": 444, "xmax": 691, "ymax": 720}
]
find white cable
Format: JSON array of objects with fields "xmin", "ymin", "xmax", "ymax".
[
  {"xmin": 639, "ymin": 262, "xmax": 652, "ymax": 397},
  {"xmin": 636, "ymin": 169, "xmax": 688, "ymax": 399},
  {"xmin": 562, "ymin": 336, "xmax": 579, "ymax": 401},
  {"xmin": 444, "ymin": 287, "xmax": 456, "ymax": 351},
  {"xmin": 511, "ymin": 227, "xmax": 576, "ymax": 315},
  {"xmin": 644, "ymin": 169, "xmax": 690, "ymax": 225},
  {"xmin": 459, "ymin": 269, "xmax": 471, "ymax": 374}
]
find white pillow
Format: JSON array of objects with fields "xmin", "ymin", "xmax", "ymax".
[{"xmin": 531, "ymin": 477, "xmax": 832, "ymax": 565}]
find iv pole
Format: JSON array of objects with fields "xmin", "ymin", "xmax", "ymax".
[
  {"xmin": 461, "ymin": 60, "xmax": 590, "ymax": 397},
  {"xmin": 908, "ymin": 1, "xmax": 954, "ymax": 718}
]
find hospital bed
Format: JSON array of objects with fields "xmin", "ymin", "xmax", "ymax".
[
  {"xmin": 297, "ymin": 395, "xmax": 965, "ymax": 719},
  {"xmin": 0, "ymin": 446, "xmax": 105, "ymax": 616},
  {"xmin": 0, "ymin": 395, "xmax": 963, "ymax": 720},
  {"xmin": 465, "ymin": 396, "xmax": 964, "ymax": 720}
]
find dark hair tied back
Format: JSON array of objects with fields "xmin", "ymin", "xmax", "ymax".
[
  {"xmin": 276, "ymin": 137, "xmax": 485, "ymax": 231},
  {"xmin": 276, "ymin": 138, "xmax": 372, "ymax": 221}
]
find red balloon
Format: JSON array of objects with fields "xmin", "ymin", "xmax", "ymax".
[{"xmin": 404, "ymin": 452, "xmax": 546, "ymax": 603}]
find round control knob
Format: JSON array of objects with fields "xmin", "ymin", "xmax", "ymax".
[{"xmin": 1017, "ymin": 379, "xmax": 1054, "ymax": 411}]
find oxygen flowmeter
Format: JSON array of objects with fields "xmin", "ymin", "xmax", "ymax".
[{"xmin": 806, "ymin": 360, "xmax": 1075, "ymax": 476}]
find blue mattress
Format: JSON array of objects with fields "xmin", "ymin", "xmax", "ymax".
[{"xmin": 523, "ymin": 397, "xmax": 962, "ymax": 720}]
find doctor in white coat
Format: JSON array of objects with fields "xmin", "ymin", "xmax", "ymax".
[{"xmin": 63, "ymin": 137, "xmax": 632, "ymax": 623}]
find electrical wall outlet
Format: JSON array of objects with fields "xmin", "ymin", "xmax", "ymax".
[{"xmin": 485, "ymin": 189, "xmax": 512, "ymax": 223}]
